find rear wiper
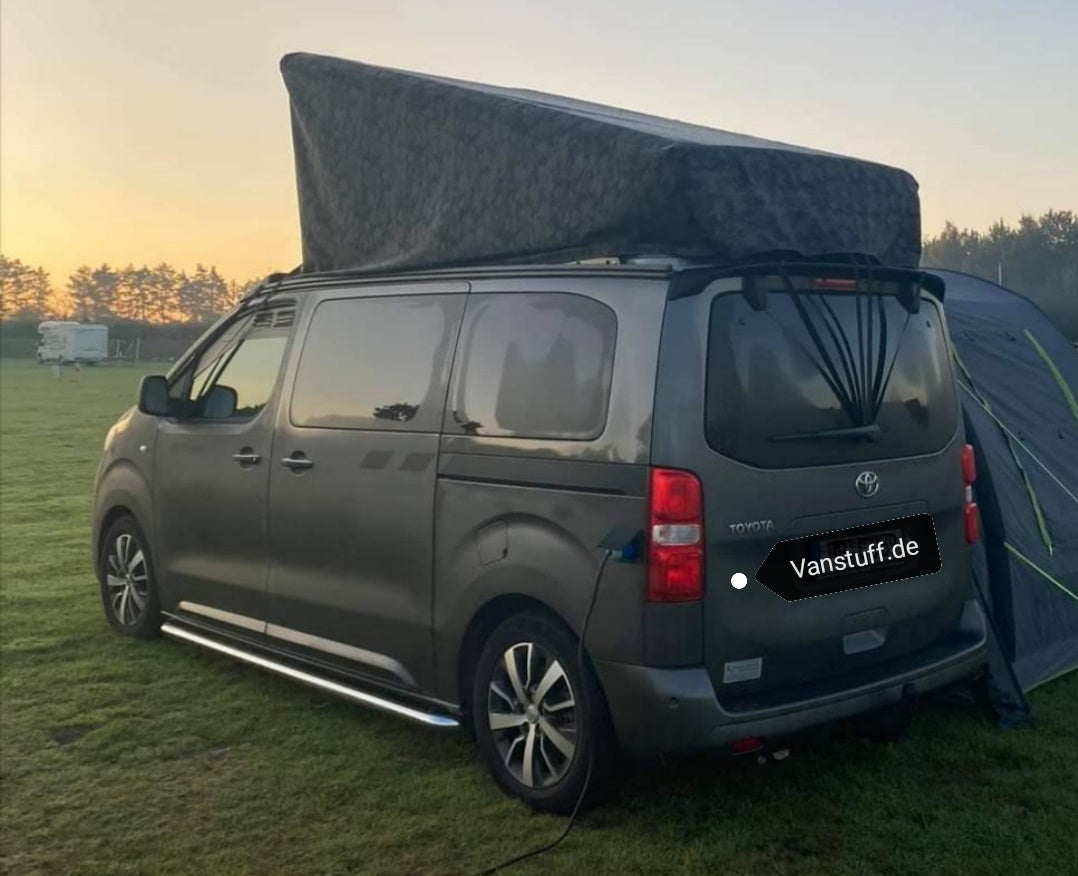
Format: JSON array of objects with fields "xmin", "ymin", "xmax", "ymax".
[{"xmin": 769, "ymin": 424, "xmax": 880, "ymax": 442}]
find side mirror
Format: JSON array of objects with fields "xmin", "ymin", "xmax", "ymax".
[
  {"xmin": 202, "ymin": 384, "xmax": 238, "ymax": 419},
  {"xmin": 137, "ymin": 375, "xmax": 170, "ymax": 416}
]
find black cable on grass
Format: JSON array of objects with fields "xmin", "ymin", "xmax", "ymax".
[{"xmin": 474, "ymin": 551, "xmax": 612, "ymax": 876}]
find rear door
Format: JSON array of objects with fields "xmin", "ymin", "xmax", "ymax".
[
  {"xmin": 264, "ymin": 283, "xmax": 468, "ymax": 694},
  {"xmin": 652, "ymin": 270, "xmax": 968, "ymax": 704}
]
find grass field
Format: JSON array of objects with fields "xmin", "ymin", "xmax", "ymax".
[{"xmin": 1, "ymin": 357, "xmax": 1076, "ymax": 876}]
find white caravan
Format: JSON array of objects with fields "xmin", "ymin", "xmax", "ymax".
[{"xmin": 36, "ymin": 321, "xmax": 109, "ymax": 364}]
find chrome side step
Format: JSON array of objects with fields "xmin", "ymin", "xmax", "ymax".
[{"xmin": 160, "ymin": 622, "xmax": 459, "ymax": 729}]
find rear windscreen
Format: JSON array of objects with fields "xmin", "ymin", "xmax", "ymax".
[{"xmin": 705, "ymin": 289, "xmax": 958, "ymax": 468}]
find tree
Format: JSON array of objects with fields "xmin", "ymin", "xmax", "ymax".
[
  {"xmin": 0, "ymin": 255, "xmax": 53, "ymax": 318},
  {"xmin": 924, "ymin": 210, "xmax": 1078, "ymax": 340},
  {"xmin": 67, "ymin": 264, "xmax": 120, "ymax": 322},
  {"xmin": 112, "ymin": 264, "xmax": 154, "ymax": 323},
  {"xmin": 146, "ymin": 263, "xmax": 179, "ymax": 323},
  {"xmin": 175, "ymin": 264, "xmax": 230, "ymax": 323},
  {"xmin": 225, "ymin": 277, "xmax": 262, "ymax": 310}
]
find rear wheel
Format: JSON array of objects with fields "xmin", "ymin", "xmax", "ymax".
[
  {"xmin": 472, "ymin": 611, "xmax": 613, "ymax": 813},
  {"xmin": 99, "ymin": 516, "xmax": 161, "ymax": 638}
]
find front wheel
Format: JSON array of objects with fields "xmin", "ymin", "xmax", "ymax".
[
  {"xmin": 472, "ymin": 611, "xmax": 614, "ymax": 813},
  {"xmin": 99, "ymin": 516, "xmax": 161, "ymax": 638}
]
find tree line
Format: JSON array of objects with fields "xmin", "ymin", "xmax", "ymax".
[
  {"xmin": 0, "ymin": 258, "xmax": 262, "ymax": 324},
  {"xmin": 2, "ymin": 209, "xmax": 1075, "ymax": 336},
  {"xmin": 922, "ymin": 209, "xmax": 1077, "ymax": 339}
]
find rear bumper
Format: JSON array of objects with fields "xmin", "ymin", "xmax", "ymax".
[{"xmin": 595, "ymin": 599, "xmax": 987, "ymax": 758}]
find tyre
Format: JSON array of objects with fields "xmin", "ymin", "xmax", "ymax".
[
  {"xmin": 472, "ymin": 611, "xmax": 613, "ymax": 813},
  {"xmin": 99, "ymin": 516, "xmax": 161, "ymax": 638}
]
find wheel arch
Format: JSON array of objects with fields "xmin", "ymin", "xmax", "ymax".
[
  {"xmin": 456, "ymin": 593, "xmax": 575, "ymax": 718},
  {"xmin": 93, "ymin": 465, "xmax": 154, "ymax": 584},
  {"xmin": 94, "ymin": 504, "xmax": 144, "ymax": 579}
]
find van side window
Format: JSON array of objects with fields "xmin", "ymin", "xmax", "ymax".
[
  {"xmin": 290, "ymin": 295, "xmax": 464, "ymax": 432},
  {"xmin": 172, "ymin": 306, "xmax": 293, "ymax": 420},
  {"xmin": 447, "ymin": 293, "xmax": 617, "ymax": 440},
  {"xmin": 187, "ymin": 315, "xmax": 257, "ymax": 401},
  {"xmin": 200, "ymin": 334, "xmax": 289, "ymax": 419}
]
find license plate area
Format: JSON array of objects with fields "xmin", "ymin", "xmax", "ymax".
[
  {"xmin": 754, "ymin": 514, "xmax": 941, "ymax": 601},
  {"xmin": 814, "ymin": 528, "xmax": 905, "ymax": 572}
]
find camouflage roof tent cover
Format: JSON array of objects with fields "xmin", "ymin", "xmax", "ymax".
[{"xmin": 281, "ymin": 52, "xmax": 922, "ymax": 274}]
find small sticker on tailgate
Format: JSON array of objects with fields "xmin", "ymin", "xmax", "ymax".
[{"xmin": 723, "ymin": 657, "xmax": 763, "ymax": 683}]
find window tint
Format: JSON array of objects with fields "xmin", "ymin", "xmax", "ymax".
[
  {"xmin": 705, "ymin": 290, "xmax": 957, "ymax": 468},
  {"xmin": 290, "ymin": 295, "xmax": 463, "ymax": 431},
  {"xmin": 207, "ymin": 335, "xmax": 289, "ymax": 419},
  {"xmin": 170, "ymin": 306, "xmax": 292, "ymax": 420},
  {"xmin": 448, "ymin": 293, "xmax": 617, "ymax": 440},
  {"xmin": 187, "ymin": 314, "xmax": 256, "ymax": 400}
]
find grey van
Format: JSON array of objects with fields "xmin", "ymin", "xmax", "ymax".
[{"xmin": 92, "ymin": 259, "xmax": 987, "ymax": 812}]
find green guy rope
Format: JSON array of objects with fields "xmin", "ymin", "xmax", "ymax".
[
  {"xmin": 1005, "ymin": 542, "xmax": 1078, "ymax": 605},
  {"xmin": 956, "ymin": 379, "xmax": 1078, "ymax": 507},
  {"xmin": 1024, "ymin": 329, "xmax": 1078, "ymax": 426},
  {"xmin": 952, "ymin": 343, "xmax": 1061, "ymax": 554}
]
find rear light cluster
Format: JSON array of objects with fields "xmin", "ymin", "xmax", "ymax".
[
  {"xmin": 647, "ymin": 468, "xmax": 704, "ymax": 602},
  {"xmin": 812, "ymin": 277, "xmax": 858, "ymax": 291},
  {"xmin": 962, "ymin": 443, "xmax": 980, "ymax": 544}
]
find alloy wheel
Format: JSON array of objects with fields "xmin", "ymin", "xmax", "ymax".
[
  {"xmin": 487, "ymin": 641, "xmax": 578, "ymax": 789},
  {"xmin": 105, "ymin": 532, "xmax": 150, "ymax": 627}
]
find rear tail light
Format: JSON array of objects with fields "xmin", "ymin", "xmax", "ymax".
[
  {"xmin": 962, "ymin": 443, "xmax": 977, "ymax": 486},
  {"xmin": 964, "ymin": 501, "xmax": 980, "ymax": 545},
  {"xmin": 812, "ymin": 277, "xmax": 858, "ymax": 291},
  {"xmin": 648, "ymin": 468, "xmax": 704, "ymax": 602},
  {"xmin": 962, "ymin": 443, "xmax": 979, "ymax": 544},
  {"xmin": 731, "ymin": 736, "xmax": 764, "ymax": 754}
]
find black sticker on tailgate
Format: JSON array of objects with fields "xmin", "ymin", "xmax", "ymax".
[{"xmin": 754, "ymin": 514, "xmax": 941, "ymax": 601}]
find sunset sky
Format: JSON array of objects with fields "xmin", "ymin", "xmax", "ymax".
[{"xmin": 2, "ymin": 0, "xmax": 1076, "ymax": 288}]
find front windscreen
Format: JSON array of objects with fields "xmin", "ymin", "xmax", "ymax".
[{"xmin": 705, "ymin": 287, "xmax": 958, "ymax": 468}]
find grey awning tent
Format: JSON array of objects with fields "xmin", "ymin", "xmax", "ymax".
[
  {"xmin": 280, "ymin": 52, "xmax": 921, "ymax": 274},
  {"xmin": 940, "ymin": 269, "xmax": 1078, "ymax": 723}
]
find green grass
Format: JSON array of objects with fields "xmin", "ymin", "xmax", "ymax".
[{"xmin": 1, "ymin": 357, "xmax": 1076, "ymax": 875}]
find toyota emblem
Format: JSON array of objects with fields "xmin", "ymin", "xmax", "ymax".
[{"xmin": 855, "ymin": 470, "xmax": 879, "ymax": 498}]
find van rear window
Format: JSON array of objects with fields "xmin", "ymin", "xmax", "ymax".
[{"xmin": 704, "ymin": 289, "xmax": 958, "ymax": 468}]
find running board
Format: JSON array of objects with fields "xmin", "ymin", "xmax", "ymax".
[{"xmin": 160, "ymin": 622, "xmax": 459, "ymax": 729}]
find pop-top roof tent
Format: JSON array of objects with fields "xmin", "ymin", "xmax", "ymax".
[
  {"xmin": 939, "ymin": 270, "xmax": 1078, "ymax": 722},
  {"xmin": 280, "ymin": 52, "xmax": 922, "ymax": 274}
]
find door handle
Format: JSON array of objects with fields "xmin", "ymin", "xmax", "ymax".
[
  {"xmin": 232, "ymin": 448, "xmax": 261, "ymax": 466},
  {"xmin": 280, "ymin": 453, "xmax": 314, "ymax": 471}
]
